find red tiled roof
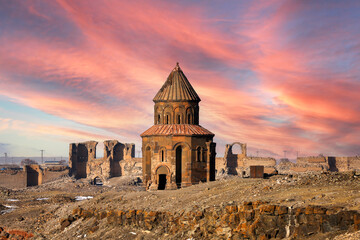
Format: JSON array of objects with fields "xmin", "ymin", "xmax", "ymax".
[
  {"xmin": 153, "ymin": 63, "xmax": 201, "ymax": 102},
  {"xmin": 141, "ymin": 124, "xmax": 214, "ymax": 137}
]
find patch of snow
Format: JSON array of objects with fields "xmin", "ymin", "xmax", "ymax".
[
  {"xmin": 1, "ymin": 205, "xmax": 18, "ymax": 215},
  {"xmin": 130, "ymin": 232, "xmax": 136, "ymax": 235},
  {"xmin": 75, "ymin": 196, "xmax": 93, "ymax": 201},
  {"xmin": 3, "ymin": 205, "xmax": 18, "ymax": 209},
  {"xmin": 7, "ymin": 199, "xmax": 19, "ymax": 202},
  {"xmin": 37, "ymin": 198, "xmax": 50, "ymax": 201}
]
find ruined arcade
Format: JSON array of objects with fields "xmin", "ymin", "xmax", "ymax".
[
  {"xmin": 69, "ymin": 140, "xmax": 136, "ymax": 182},
  {"xmin": 141, "ymin": 63, "xmax": 216, "ymax": 190}
]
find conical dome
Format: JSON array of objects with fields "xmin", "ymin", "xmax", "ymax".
[{"xmin": 153, "ymin": 63, "xmax": 201, "ymax": 102}]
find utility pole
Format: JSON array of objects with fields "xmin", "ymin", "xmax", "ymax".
[{"xmin": 40, "ymin": 150, "xmax": 44, "ymax": 164}]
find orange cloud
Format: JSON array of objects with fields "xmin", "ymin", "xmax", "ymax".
[{"xmin": 0, "ymin": 0, "xmax": 359, "ymax": 157}]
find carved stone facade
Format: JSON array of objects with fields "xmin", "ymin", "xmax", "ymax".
[
  {"xmin": 69, "ymin": 140, "xmax": 135, "ymax": 182},
  {"xmin": 141, "ymin": 63, "xmax": 216, "ymax": 190},
  {"xmin": 221, "ymin": 142, "xmax": 276, "ymax": 177}
]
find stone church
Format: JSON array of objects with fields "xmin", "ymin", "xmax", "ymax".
[{"xmin": 141, "ymin": 63, "xmax": 216, "ymax": 190}]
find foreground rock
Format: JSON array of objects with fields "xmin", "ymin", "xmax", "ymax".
[{"xmin": 1, "ymin": 172, "xmax": 360, "ymax": 239}]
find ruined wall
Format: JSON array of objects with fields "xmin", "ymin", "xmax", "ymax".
[
  {"xmin": 277, "ymin": 156, "xmax": 360, "ymax": 174},
  {"xmin": 69, "ymin": 140, "xmax": 137, "ymax": 182},
  {"xmin": 297, "ymin": 156, "xmax": 327, "ymax": 164},
  {"xmin": 219, "ymin": 142, "xmax": 276, "ymax": 177},
  {"xmin": 25, "ymin": 165, "xmax": 43, "ymax": 187},
  {"xmin": 0, "ymin": 166, "xmax": 68, "ymax": 189},
  {"xmin": 349, "ymin": 156, "xmax": 360, "ymax": 170},
  {"xmin": 327, "ymin": 156, "xmax": 360, "ymax": 172},
  {"xmin": 0, "ymin": 170, "xmax": 26, "ymax": 189}
]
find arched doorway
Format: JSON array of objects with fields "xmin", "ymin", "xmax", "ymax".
[
  {"xmin": 176, "ymin": 146, "xmax": 182, "ymax": 188},
  {"xmin": 156, "ymin": 166, "xmax": 168, "ymax": 190},
  {"xmin": 93, "ymin": 176, "xmax": 103, "ymax": 186}
]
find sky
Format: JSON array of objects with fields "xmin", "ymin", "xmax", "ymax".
[{"xmin": 0, "ymin": 0, "xmax": 359, "ymax": 159}]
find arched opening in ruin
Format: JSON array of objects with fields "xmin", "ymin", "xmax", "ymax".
[
  {"xmin": 187, "ymin": 113, "xmax": 191, "ymax": 124},
  {"xmin": 231, "ymin": 144, "xmax": 242, "ymax": 155},
  {"xmin": 93, "ymin": 176, "xmax": 103, "ymax": 186},
  {"xmin": 111, "ymin": 143, "xmax": 123, "ymax": 177},
  {"xmin": 197, "ymin": 147, "xmax": 201, "ymax": 162},
  {"xmin": 145, "ymin": 146, "xmax": 151, "ymax": 183},
  {"xmin": 113, "ymin": 143, "xmax": 124, "ymax": 161},
  {"xmin": 177, "ymin": 114, "xmax": 181, "ymax": 124},
  {"xmin": 176, "ymin": 146, "xmax": 182, "ymax": 188},
  {"xmin": 157, "ymin": 114, "xmax": 161, "ymax": 124},
  {"xmin": 156, "ymin": 166, "xmax": 168, "ymax": 190}
]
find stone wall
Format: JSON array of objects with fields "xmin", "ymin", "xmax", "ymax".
[
  {"xmin": 0, "ymin": 167, "xmax": 68, "ymax": 189},
  {"xmin": 64, "ymin": 201, "xmax": 360, "ymax": 239},
  {"xmin": 0, "ymin": 170, "xmax": 26, "ymax": 189},
  {"xmin": 218, "ymin": 142, "xmax": 276, "ymax": 177},
  {"xmin": 278, "ymin": 156, "xmax": 360, "ymax": 174},
  {"xmin": 327, "ymin": 156, "xmax": 360, "ymax": 172},
  {"xmin": 297, "ymin": 156, "xmax": 327, "ymax": 164},
  {"xmin": 25, "ymin": 165, "xmax": 43, "ymax": 187},
  {"xmin": 69, "ymin": 140, "xmax": 137, "ymax": 182}
]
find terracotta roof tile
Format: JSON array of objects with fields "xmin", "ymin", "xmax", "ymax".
[
  {"xmin": 141, "ymin": 124, "xmax": 214, "ymax": 137},
  {"xmin": 153, "ymin": 63, "xmax": 201, "ymax": 102}
]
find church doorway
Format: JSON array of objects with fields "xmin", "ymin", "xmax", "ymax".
[
  {"xmin": 176, "ymin": 146, "xmax": 182, "ymax": 188},
  {"xmin": 156, "ymin": 166, "xmax": 169, "ymax": 190},
  {"xmin": 158, "ymin": 174, "xmax": 167, "ymax": 190}
]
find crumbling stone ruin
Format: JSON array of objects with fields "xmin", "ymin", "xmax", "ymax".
[
  {"xmin": 25, "ymin": 164, "xmax": 43, "ymax": 187},
  {"xmin": 141, "ymin": 63, "xmax": 216, "ymax": 190},
  {"xmin": 217, "ymin": 142, "xmax": 276, "ymax": 177},
  {"xmin": 277, "ymin": 155, "xmax": 360, "ymax": 174},
  {"xmin": 327, "ymin": 156, "xmax": 360, "ymax": 172},
  {"xmin": 69, "ymin": 140, "xmax": 138, "ymax": 182},
  {"xmin": 0, "ymin": 164, "xmax": 68, "ymax": 188}
]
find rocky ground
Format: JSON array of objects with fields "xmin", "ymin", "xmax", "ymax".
[{"xmin": 0, "ymin": 171, "xmax": 360, "ymax": 239}]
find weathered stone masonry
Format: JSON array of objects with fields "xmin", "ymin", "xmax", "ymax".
[
  {"xmin": 141, "ymin": 63, "xmax": 216, "ymax": 190},
  {"xmin": 69, "ymin": 140, "xmax": 135, "ymax": 182},
  {"xmin": 66, "ymin": 201, "xmax": 360, "ymax": 239}
]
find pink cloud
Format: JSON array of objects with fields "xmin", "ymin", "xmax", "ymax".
[{"xmin": 0, "ymin": 0, "xmax": 359, "ymax": 157}]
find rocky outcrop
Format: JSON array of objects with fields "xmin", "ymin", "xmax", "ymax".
[
  {"xmin": 0, "ymin": 227, "xmax": 34, "ymax": 239},
  {"xmin": 64, "ymin": 201, "xmax": 360, "ymax": 239}
]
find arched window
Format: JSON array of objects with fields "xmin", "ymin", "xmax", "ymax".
[
  {"xmin": 177, "ymin": 115, "xmax": 181, "ymax": 124},
  {"xmin": 187, "ymin": 114, "xmax": 191, "ymax": 124},
  {"xmin": 197, "ymin": 147, "xmax": 201, "ymax": 162},
  {"xmin": 157, "ymin": 114, "xmax": 161, "ymax": 124},
  {"xmin": 166, "ymin": 115, "xmax": 169, "ymax": 124},
  {"xmin": 161, "ymin": 150, "xmax": 165, "ymax": 162}
]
